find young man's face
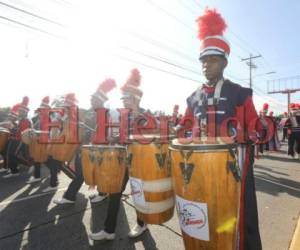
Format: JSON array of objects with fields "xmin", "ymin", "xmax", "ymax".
[{"xmin": 200, "ymin": 55, "xmax": 227, "ymax": 83}]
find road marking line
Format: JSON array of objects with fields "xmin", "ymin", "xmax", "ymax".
[
  {"xmin": 255, "ymin": 176, "xmax": 300, "ymax": 192},
  {"xmin": 289, "ymin": 213, "xmax": 300, "ymax": 250},
  {"xmin": 0, "ymin": 187, "xmax": 67, "ymax": 206}
]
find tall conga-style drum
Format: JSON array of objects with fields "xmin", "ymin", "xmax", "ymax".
[
  {"xmin": 0, "ymin": 128, "xmax": 10, "ymax": 152},
  {"xmin": 47, "ymin": 122, "xmax": 82, "ymax": 162},
  {"xmin": 81, "ymin": 145, "xmax": 127, "ymax": 193},
  {"xmin": 128, "ymin": 135, "xmax": 175, "ymax": 225},
  {"xmin": 169, "ymin": 138, "xmax": 240, "ymax": 250},
  {"xmin": 28, "ymin": 131, "xmax": 49, "ymax": 163}
]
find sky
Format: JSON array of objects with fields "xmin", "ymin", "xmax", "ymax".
[{"xmin": 1, "ymin": 0, "xmax": 300, "ymax": 116}]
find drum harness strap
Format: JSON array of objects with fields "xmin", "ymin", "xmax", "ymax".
[
  {"xmin": 228, "ymin": 146, "xmax": 241, "ymax": 182},
  {"xmin": 195, "ymin": 79, "xmax": 225, "ymax": 133}
]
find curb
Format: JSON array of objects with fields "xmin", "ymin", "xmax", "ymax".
[{"xmin": 289, "ymin": 213, "xmax": 300, "ymax": 250}]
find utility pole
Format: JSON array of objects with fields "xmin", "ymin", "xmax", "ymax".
[
  {"xmin": 241, "ymin": 54, "xmax": 262, "ymax": 89},
  {"xmin": 268, "ymin": 75, "xmax": 300, "ymax": 112}
]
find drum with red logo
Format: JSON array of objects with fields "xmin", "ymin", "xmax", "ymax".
[
  {"xmin": 169, "ymin": 138, "xmax": 240, "ymax": 250},
  {"xmin": 128, "ymin": 134, "xmax": 175, "ymax": 225}
]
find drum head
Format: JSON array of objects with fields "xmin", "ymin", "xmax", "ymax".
[
  {"xmin": 34, "ymin": 130, "xmax": 49, "ymax": 135},
  {"xmin": 0, "ymin": 127, "xmax": 10, "ymax": 134},
  {"xmin": 129, "ymin": 134, "xmax": 175, "ymax": 143},
  {"xmin": 81, "ymin": 144, "xmax": 126, "ymax": 150},
  {"xmin": 170, "ymin": 138, "xmax": 236, "ymax": 152}
]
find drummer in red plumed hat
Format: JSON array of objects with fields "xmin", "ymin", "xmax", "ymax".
[
  {"xmin": 4, "ymin": 96, "xmax": 32, "ymax": 178},
  {"xmin": 63, "ymin": 93, "xmax": 78, "ymax": 106},
  {"xmin": 40, "ymin": 96, "xmax": 50, "ymax": 108},
  {"xmin": 53, "ymin": 79, "xmax": 117, "ymax": 205},
  {"xmin": 120, "ymin": 68, "xmax": 143, "ymax": 113},
  {"xmin": 177, "ymin": 8, "xmax": 262, "ymax": 249},
  {"xmin": 89, "ymin": 69, "xmax": 149, "ymax": 241},
  {"xmin": 262, "ymin": 103, "xmax": 269, "ymax": 116},
  {"xmin": 171, "ymin": 104, "xmax": 180, "ymax": 125},
  {"xmin": 269, "ymin": 111, "xmax": 273, "ymax": 117},
  {"xmin": 91, "ymin": 78, "xmax": 116, "ymax": 109},
  {"xmin": 26, "ymin": 96, "xmax": 52, "ymax": 184},
  {"xmin": 287, "ymin": 103, "xmax": 300, "ymax": 158}
]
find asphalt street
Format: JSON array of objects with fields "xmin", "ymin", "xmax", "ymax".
[{"xmin": 0, "ymin": 142, "xmax": 299, "ymax": 250}]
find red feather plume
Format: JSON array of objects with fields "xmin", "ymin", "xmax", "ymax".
[
  {"xmin": 98, "ymin": 78, "xmax": 116, "ymax": 93},
  {"xmin": 65, "ymin": 93, "xmax": 77, "ymax": 104},
  {"xmin": 196, "ymin": 8, "xmax": 227, "ymax": 40},
  {"xmin": 289, "ymin": 103, "xmax": 295, "ymax": 109},
  {"xmin": 173, "ymin": 105, "xmax": 179, "ymax": 111},
  {"xmin": 42, "ymin": 96, "xmax": 50, "ymax": 104},
  {"xmin": 22, "ymin": 96, "xmax": 29, "ymax": 106},
  {"xmin": 127, "ymin": 68, "xmax": 141, "ymax": 87},
  {"xmin": 263, "ymin": 103, "xmax": 269, "ymax": 110}
]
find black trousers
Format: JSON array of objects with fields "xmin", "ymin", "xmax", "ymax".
[
  {"xmin": 6, "ymin": 139, "xmax": 20, "ymax": 174},
  {"xmin": 46, "ymin": 157, "xmax": 62, "ymax": 187},
  {"xmin": 282, "ymin": 127, "xmax": 288, "ymax": 141},
  {"xmin": 63, "ymin": 153, "xmax": 84, "ymax": 201},
  {"xmin": 243, "ymin": 146, "xmax": 262, "ymax": 250},
  {"xmin": 33, "ymin": 163, "xmax": 41, "ymax": 178},
  {"xmin": 62, "ymin": 152, "xmax": 106, "ymax": 201},
  {"xmin": 105, "ymin": 169, "xmax": 144, "ymax": 234},
  {"xmin": 288, "ymin": 131, "xmax": 300, "ymax": 156}
]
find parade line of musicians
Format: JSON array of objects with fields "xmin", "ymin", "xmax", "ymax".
[{"xmin": 1, "ymin": 8, "xmax": 300, "ymax": 250}]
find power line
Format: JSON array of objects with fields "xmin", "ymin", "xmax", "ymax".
[
  {"xmin": 176, "ymin": 0, "xmax": 199, "ymax": 16},
  {"xmin": 0, "ymin": 1, "xmax": 66, "ymax": 27},
  {"xmin": 115, "ymin": 54, "xmax": 201, "ymax": 83},
  {"xmin": 145, "ymin": 0, "xmax": 195, "ymax": 32},
  {"xmin": 0, "ymin": 15, "xmax": 63, "ymax": 38},
  {"xmin": 120, "ymin": 45, "xmax": 201, "ymax": 75},
  {"xmin": 126, "ymin": 30, "xmax": 197, "ymax": 64}
]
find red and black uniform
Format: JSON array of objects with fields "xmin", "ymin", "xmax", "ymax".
[
  {"xmin": 259, "ymin": 115, "xmax": 280, "ymax": 152},
  {"xmin": 180, "ymin": 79, "xmax": 262, "ymax": 250},
  {"xmin": 287, "ymin": 115, "xmax": 300, "ymax": 157}
]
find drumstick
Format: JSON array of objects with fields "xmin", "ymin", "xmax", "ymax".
[{"xmin": 78, "ymin": 122, "xmax": 96, "ymax": 132}]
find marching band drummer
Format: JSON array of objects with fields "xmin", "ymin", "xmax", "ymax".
[
  {"xmin": 4, "ymin": 96, "xmax": 32, "ymax": 178},
  {"xmin": 26, "ymin": 96, "xmax": 51, "ymax": 184},
  {"xmin": 89, "ymin": 69, "xmax": 148, "ymax": 241},
  {"xmin": 40, "ymin": 94, "xmax": 78, "ymax": 193},
  {"xmin": 0, "ymin": 104, "xmax": 20, "ymax": 173},
  {"xmin": 176, "ymin": 9, "xmax": 262, "ymax": 250},
  {"xmin": 287, "ymin": 103, "xmax": 300, "ymax": 158},
  {"xmin": 53, "ymin": 80, "xmax": 116, "ymax": 205}
]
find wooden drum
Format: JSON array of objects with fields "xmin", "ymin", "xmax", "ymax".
[
  {"xmin": 47, "ymin": 122, "xmax": 81, "ymax": 162},
  {"xmin": 28, "ymin": 131, "xmax": 49, "ymax": 163},
  {"xmin": 128, "ymin": 135, "xmax": 175, "ymax": 224},
  {"xmin": 169, "ymin": 139, "xmax": 241, "ymax": 250},
  {"xmin": 0, "ymin": 128, "xmax": 10, "ymax": 152},
  {"xmin": 81, "ymin": 145, "xmax": 127, "ymax": 193}
]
